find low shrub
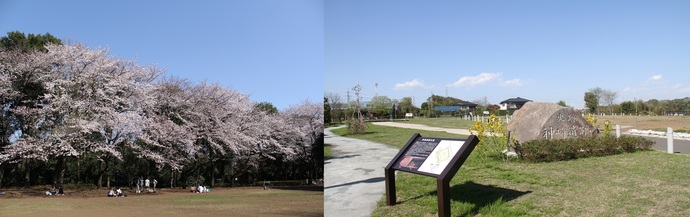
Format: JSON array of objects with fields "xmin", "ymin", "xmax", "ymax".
[
  {"xmin": 519, "ymin": 136, "xmax": 653, "ymax": 162},
  {"xmin": 347, "ymin": 116, "xmax": 366, "ymax": 135}
]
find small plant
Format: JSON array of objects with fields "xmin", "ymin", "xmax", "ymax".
[
  {"xmin": 347, "ymin": 116, "xmax": 366, "ymax": 135},
  {"xmin": 585, "ymin": 113, "xmax": 597, "ymax": 127},
  {"xmin": 468, "ymin": 114, "xmax": 516, "ymax": 161},
  {"xmin": 603, "ymin": 120, "xmax": 613, "ymax": 136}
]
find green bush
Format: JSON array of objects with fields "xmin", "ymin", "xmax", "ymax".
[{"xmin": 519, "ymin": 136, "xmax": 653, "ymax": 162}]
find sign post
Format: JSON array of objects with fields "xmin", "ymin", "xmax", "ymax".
[{"xmin": 385, "ymin": 133, "xmax": 479, "ymax": 217}]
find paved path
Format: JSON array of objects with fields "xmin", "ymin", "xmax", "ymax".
[
  {"xmin": 372, "ymin": 122, "xmax": 473, "ymax": 135},
  {"xmin": 324, "ymin": 126, "xmax": 400, "ymax": 217},
  {"xmin": 629, "ymin": 134, "xmax": 690, "ymax": 155}
]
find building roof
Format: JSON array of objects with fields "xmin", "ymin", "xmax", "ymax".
[
  {"xmin": 456, "ymin": 100, "xmax": 478, "ymax": 107},
  {"xmin": 500, "ymin": 97, "xmax": 532, "ymax": 104},
  {"xmin": 433, "ymin": 106, "xmax": 460, "ymax": 112}
]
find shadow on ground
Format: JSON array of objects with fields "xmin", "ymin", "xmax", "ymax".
[
  {"xmin": 273, "ymin": 185, "xmax": 324, "ymax": 192},
  {"xmin": 399, "ymin": 181, "xmax": 531, "ymax": 215},
  {"xmin": 324, "ymin": 177, "xmax": 385, "ymax": 190}
]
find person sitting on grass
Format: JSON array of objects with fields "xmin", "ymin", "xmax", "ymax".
[
  {"xmin": 196, "ymin": 185, "xmax": 203, "ymax": 193},
  {"xmin": 116, "ymin": 187, "xmax": 125, "ymax": 197},
  {"xmin": 57, "ymin": 186, "xmax": 64, "ymax": 196},
  {"xmin": 46, "ymin": 185, "xmax": 57, "ymax": 196},
  {"xmin": 108, "ymin": 188, "xmax": 115, "ymax": 197}
]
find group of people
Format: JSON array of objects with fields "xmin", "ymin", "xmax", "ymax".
[
  {"xmin": 102, "ymin": 176, "xmax": 157, "ymax": 197},
  {"xmin": 190, "ymin": 184, "xmax": 209, "ymax": 193},
  {"xmin": 107, "ymin": 187, "xmax": 126, "ymax": 197},
  {"xmin": 136, "ymin": 176, "xmax": 157, "ymax": 193},
  {"xmin": 45, "ymin": 185, "xmax": 64, "ymax": 196}
]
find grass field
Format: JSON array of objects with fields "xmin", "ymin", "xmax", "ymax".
[
  {"xmin": 406, "ymin": 117, "xmax": 475, "ymax": 129},
  {"xmin": 332, "ymin": 123, "xmax": 690, "ymax": 216},
  {"xmin": 331, "ymin": 123, "xmax": 469, "ymax": 146},
  {"xmin": 324, "ymin": 144, "xmax": 332, "ymax": 158},
  {"xmin": 0, "ymin": 187, "xmax": 323, "ymax": 217}
]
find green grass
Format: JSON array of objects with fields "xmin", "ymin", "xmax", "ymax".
[
  {"xmin": 336, "ymin": 124, "xmax": 690, "ymax": 216},
  {"xmin": 325, "ymin": 122, "xmax": 345, "ymax": 128},
  {"xmin": 331, "ymin": 123, "xmax": 468, "ymax": 148},
  {"xmin": 324, "ymin": 144, "xmax": 332, "ymax": 158},
  {"xmin": 406, "ymin": 117, "xmax": 475, "ymax": 129}
]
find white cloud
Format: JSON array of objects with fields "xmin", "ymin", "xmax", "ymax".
[
  {"xmin": 650, "ymin": 74, "xmax": 662, "ymax": 81},
  {"xmin": 622, "ymin": 87, "xmax": 635, "ymax": 92},
  {"xmin": 450, "ymin": 72, "xmax": 501, "ymax": 87},
  {"xmin": 674, "ymin": 84, "xmax": 690, "ymax": 93},
  {"xmin": 501, "ymin": 78, "xmax": 524, "ymax": 87},
  {"xmin": 394, "ymin": 79, "xmax": 430, "ymax": 90}
]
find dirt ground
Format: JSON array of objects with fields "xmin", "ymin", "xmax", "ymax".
[
  {"xmin": 0, "ymin": 186, "xmax": 323, "ymax": 217},
  {"xmin": 594, "ymin": 115, "xmax": 690, "ymax": 131}
]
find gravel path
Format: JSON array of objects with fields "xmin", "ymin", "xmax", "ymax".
[{"xmin": 324, "ymin": 126, "xmax": 400, "ymax": 217}]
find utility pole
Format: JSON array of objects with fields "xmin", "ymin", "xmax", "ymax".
[
  {"xmin": 635, "ymin": 97, "xmax": 638, "ymax": 129},
  {"xmin": 347, "ymin": 91, "xmax": 350, "ymax": 108},
  {"xmin": 430, "ymin": 91, "xmax": 434, "ymax": 118}
]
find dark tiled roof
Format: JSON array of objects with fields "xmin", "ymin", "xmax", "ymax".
[
  {"xmin": 500, "ymin": 97, "xmax": 532, "ymax": 104},
  {"xmin": 456, "ymin": 100, "xmax": 478, "ymax": 107}
]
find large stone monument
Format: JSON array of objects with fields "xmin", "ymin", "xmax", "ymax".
[{"xmin": 507, "ymin": 102, "xmax": 598, "ymax": 144}]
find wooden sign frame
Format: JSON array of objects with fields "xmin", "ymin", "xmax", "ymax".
[{"xmin": 385, "ymin": 133, "xmax": 479, "ymax": 217}]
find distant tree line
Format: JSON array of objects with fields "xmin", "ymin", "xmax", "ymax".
[
  {"xmin": 0, "ymin": 31, "xmax": 323, "ymax": 189},
  {"xmin": 584, "ymin": 87, "xmax": 690, "ymax": 115}
]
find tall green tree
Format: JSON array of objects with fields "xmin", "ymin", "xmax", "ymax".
[
  {"xmin": 621, "ymin": 101, "xmax": 635, "ymax": 114},
  {"xmin": 324, "ymin": 97, "xmax": 332, "ymax": 124},
  {"xmin": 0, "ymin": 31, "xmax": 61, "ymax": 52},
  {"xmin": 398, "ymin": 97, "xmax": 418, "ymax": 115},
  {"xmin": 255, "ymin": 102, "xmax": 278, "ymax": 115},
  {"xmin": 367, "ymin": 96, "xmax": 394, "ymax": 117},
  {"xmin": 584, "ymin": 92, "xmax": 598, "ymax": 113}
]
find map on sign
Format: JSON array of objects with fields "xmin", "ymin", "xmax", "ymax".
[
  {"xmin": 393, "ymin": 137, "xmax": 465, "ymax": 175},
  {"xmin": 416, "ymin": 140, "xmax": 464, "ymax": 175}
]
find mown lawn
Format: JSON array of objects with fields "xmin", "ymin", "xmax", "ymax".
[
  {"xmin": 324, "ymin": 144, "xmax": 332, "ymax": 158},
  {"xmin": 332, "ymin": 123, "xmax": 690, "ymax": 216},
  {"xmin": 406, "ymin": 117, "xmax": 475, "ymax": 130}
]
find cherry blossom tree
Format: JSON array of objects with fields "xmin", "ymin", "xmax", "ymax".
[
  {"xmin": 43, "ymin": 44, "xmax": 160, "ymax": 187},
  {"xmin": 281, "ymin": 100, "xmax": 324, "ymax": 183},
  {"xmin": 1, "ymin": 41, "xmax": 321, "ymax": 188}
]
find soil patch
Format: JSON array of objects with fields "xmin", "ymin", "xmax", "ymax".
[
  {"xmin": 596, "ymin": 115, "xmax": 690, "ymax": 131},
  {"xmin": 0, "ymin": 186, "xmax": 323, "ymax": 217}
]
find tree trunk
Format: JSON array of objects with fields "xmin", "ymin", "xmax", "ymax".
[
  {"xmin": 96, "ymin": 158, "xmax": 109, "ymax": 189},
  {"xmin": 211, "ymin": 162, "xmax": 216, "ymax": 188},
  {"xmin": 0, "ymin": 164, "xmax": 5, "ymax": 188},
  {"xmin": 77, "ymin": 156, "xmax": 81, "ymax": 184},
  {"xmin": 97, "ymin": 161, "xmax": 104, "ymax": 189},
  {"xmin": 23, "ymin": 159, "xmax": 31, "ymax": 188},
  {"xmin": 54, "ymin": 156, "xmax": 66, "ymax": 186},
  {"xmin": 170, "ymin": 169, "xmax": 174, "ymax": 189}
]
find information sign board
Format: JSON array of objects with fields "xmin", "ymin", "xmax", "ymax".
[
  {"xmin": 392, "ymin": 138, "xmax": 465, "ymax": 176},
  {"xmin": 385, "ymin": 133, "xmax": 479, "ymax": 217}
]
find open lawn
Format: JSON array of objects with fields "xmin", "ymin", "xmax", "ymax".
[
  {"xmin": 406, "ymin": 117, "xmax": 475, "ymax": 130},
  {"xmin": 331, "ymin": 123, "xmax": 469, "ymax": 146},
  {"xmin": 596, "ymin": 115, "xmax": 690, "ymax": 131},
  {"xmin": 0, "ymin": 186, "xmax": 323, "ymax": 217},
  {"xmin": 333, "ymin": 124, "xmax": 690, "ymax": 216}
]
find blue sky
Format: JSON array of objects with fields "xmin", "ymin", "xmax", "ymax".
[
  {"xmin": 1, "ymin": 0, "xmax": 323, "ymax": 110},
  {"xmin": 325, "ymin": 1, "xmax": 690, "ymax": 109}
]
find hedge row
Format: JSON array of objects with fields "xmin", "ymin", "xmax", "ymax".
[{"xmin": 518, "ymin": 136, "xmax": 654, "ymax": 162}]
